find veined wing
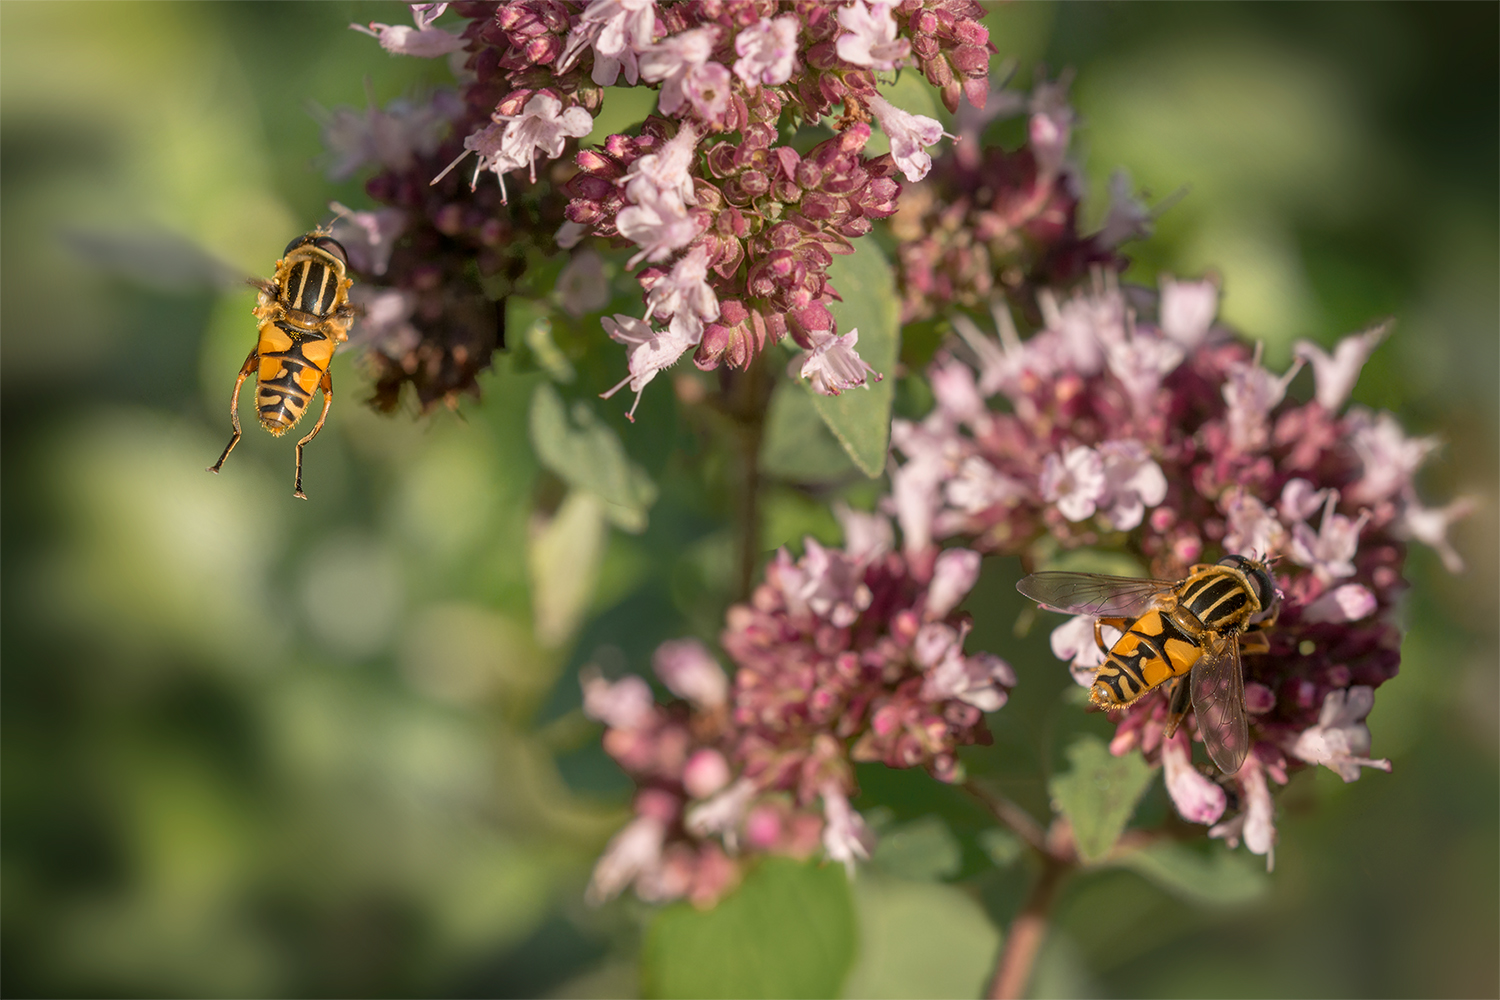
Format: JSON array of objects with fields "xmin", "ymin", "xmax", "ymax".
[
  {"xmin": 1016, "ymin": 572, "xmax": 1176, "ymax": 618},
  {"xmin": 1190, "ymin": 636, "xmax": 1250, "ymax": 775}
]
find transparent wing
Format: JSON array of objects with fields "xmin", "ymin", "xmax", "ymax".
[
  {"xmin": 1190, "ymin": 636, "xmax": 1250, "ymax": 775},
  {"xmin": 1016, "ymin": 572, "xmax": 1177, "ymax": 618}
]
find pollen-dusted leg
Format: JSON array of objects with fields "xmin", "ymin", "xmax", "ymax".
[
  {"xmin": 292, "ymin": 368, "xmax": 334, "ymax": 500},
  {"xmin": 208, "ymin": 349, "xmax": 258, "ymax": 475}
]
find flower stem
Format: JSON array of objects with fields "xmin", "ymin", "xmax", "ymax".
[
  {"xmin": 721, "ymin": 353, "xmax": 773, "ymax": 601},
  {"xmin": 987, "ymin": 851, "xmax": 1069, "ymax": 1000}
]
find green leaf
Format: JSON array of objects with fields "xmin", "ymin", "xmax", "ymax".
[
  {"xmin": 1114, "ymin": 840, "xmax": 1271, "ymax": 907},
  {"xmin": 840, "ymin": 873, "xmax": 1001, "ymax": 1000},
  {"xmin": 870, "ymin": 816, "xmax": 962, "ymax": 881},
  {"xmin": 760, "ymin": 380, "xmax": 858, "ymax": 481},
  {"xmin": 642, "ymin": 857, "xmax": 856, "ymax": 1000},
  {"xmin": 805, "ymin": 239, "xmax": 901, "ymax": 478},
  {"xmin": 528, "ymin": 383, "xmax": 657, "ymax": 533},
  {"xmin": 1048, "ymin": 735, "xmax": 1155, "ymax": 865},
  {"xmin": 527, "ymin": 491, "xmax": 607, "ymax": 647}
]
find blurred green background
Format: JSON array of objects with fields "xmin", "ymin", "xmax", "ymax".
[{"xmin": 2, "ymin": 3, "xmax": 1495, "ymax": 997}]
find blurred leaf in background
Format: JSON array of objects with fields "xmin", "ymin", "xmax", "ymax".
[{"xmin": 0, "ymin": 3, "xmax": 1494, "ymax": 999}]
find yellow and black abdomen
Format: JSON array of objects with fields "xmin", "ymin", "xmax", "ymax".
[
  {"xmin": 1091, "ymin": 610, "xmax": 1205, "ymax": 707},
  {"xmin": 254, "ymin": 321, "xmax": 337, "ymax": 435}
]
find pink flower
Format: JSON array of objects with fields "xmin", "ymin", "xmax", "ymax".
[
  {"xmin": 586, "ymin": 811, "xmax": 668, "ymax": 903},
  {"xmin": 799, "ymin": 328, "xmax": 882, "ymax": 396},
  {"xmin": 1288, "ymin": 492, "xmax": 1370, "ymax": 584},
  {"xmin": 347, "ymin": 286, "xmax": 420, "ymax": 357},
  {"xmin": 1290, "ymin": 687, "xmax": 1392, "ymax": 781},
  {"xmin": 928, "ymin": 356, "xmax": 989, "ymax": 427},
  {"xmin": 557, "ymin": 0, "xmax": 657, "ymax": 86},
  {"xmin": 1294, "ymin": 321, "xmax": 1391, "ymax": 412},
  {"xmin": 1209, "ymin": 755, "xmax": 1277, "ymax": 871},
  {"xmin": 798, "ymin": 538, "xmax": 873, "ymax": 627},
  {"xmin": 733, "ymin": 16, "xmax": 800, "ymax": 87},
  {"xmin": 1096, "ymin": 440, "xmax": 1167, "ymax": 531},
  {"xmin": 834, "ymin": 502, "xmax": 894, "ymax": 564},
  {"xmin": 640, "ymin": 28, "xmax": 727, "ymax": 120},
  {"xmin": 1222, "ymin": 343, "xmax": 1304, "ymax": 452},
  {"xmin": 820, "ymin": 784, "xmax": 875, "ymax": 875},
  {"xmin": 1346, "ymin": 408, "xmax": 1440, "ymax": 505},
  {"xmin": 616, "ymin": 191, "xmax": 703, "ymax": 268},
  {"xmin": 319, "ymin": 92, "xmax": 460, "ymax": 180},
  {"xmin": 1302, "ymin": 583, "xmax": 1377, "ymax": 624},
  {"xmin": 682, "ymin": 748, "xmax": 733, "ymax": 799},
  {"xmin": 645, "ymin": 245, "xmax": 719, "ymax": 332},
  {"xmin": 1162, "ymin": 730, "xmax": 1227, "ymax": 825},
  {"xmin": 866, "ymin": 94, "xmax": 947, "ymax": 183},
  {"xmin": 1049, "ymin": 614, "xmax": 1119, "ymax": 688},
  {"xmin": 555, "ymin": 249, "xmax": 611, "ymax": 317},
  {"xmin": 888, "ymin": 417, "xmax": 957, "ymax": 556},
  {"xmin": 432, "ymin": 93, "xmax": 593, "ymax": 201},
  {"xmin": 1028, "ymin": 74, "xmax": 1074, "ymax": 179},
  {"xmin": 1040, "ymin": 445, "xmax": 1107, "ymax": 522},
  {"xmin": 1104, "ymin": 326, "xmax": 1184, "ymax": 410},
  {"xmin": 329, "ymin": 202, "xmax": 406, "ymax": 276},
  {"xmin": 653, "ymin": 638, "xmax": 729, "ymax": 709},
  {"xmin": 600, "ymin": 313, "xmax": 701, "ymax": 420},
  {"xmin": 921, "ymin": 647, "xmax": 1015, "ymax": 713},
  {"xmin": 581, "ymin": 666, "xmax": 656, "ymax": 729},
  {"xmin": 685, "ymin": 778, "xmax": 756, "ymax": 848},
  {"xmin": 925, "ymin": 548, "xmax": 981, "ymax": 619},
  {"xmin": 1097, "ymin": 168, "xmax": 1153, "ymax": 247},
  {"xmin": 621, "ymin": 125, "xmax": 698, "ymax": 212},
  {"xmin": 1394, "ymin": 495, "xmax": 1476, "ymax": 574},
  {"xmin": 835, "ymin": 0, "xmax": 910, "ymax": 71},
  {"xmin": 1278, "ymin": 478, "xmax": 1330, "ymax": 523},
  {"xmin": 1158, "ymin": 274, "xmax": 1220, "ymax": 351},
  {"xmin": 945, "ymin": 456, "xmax": 1026, "ymax": 516},
  {"xmin": 352, "ymin": 11, "xmax": 466, "ymax": 57},
  {"xmin": 1221, "ymin": 487, "xmax": 1286, "ymax": 559}
]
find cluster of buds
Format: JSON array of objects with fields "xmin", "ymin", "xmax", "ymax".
[
  {"xmin": 889, "ymin": 274, "xmax": 1471, "ymax": 868},
  {"xmin": 893, "ymin": 74, "xmax": 1145, "ymax": 325},
  {"xmin": 334, "ymin": 1, "xmax": 992, "ymax": 415},
  {"xmin": 583, "ymin": 507, "xmax": 1013, "ymax": 906}
]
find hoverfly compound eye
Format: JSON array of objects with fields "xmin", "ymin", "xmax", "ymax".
[
  {"xmin": 312, "ymin": 236, "xmax": 349, "ymax": 266},
  {"xmin": 283, "ymin": 235, "xmax": 310, "ymax": 256}
]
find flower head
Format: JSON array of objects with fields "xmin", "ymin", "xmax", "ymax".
[
  {"xmin": 836, "ymin": 0, "xmax": 910, "ymax": 71},
  {"xmin": 799, "ymin": 328, "xmax": 882, "ymax": 396},
  {"xmin": 734, "ymin": 16, "xmax": 800, "ymax": 88}
]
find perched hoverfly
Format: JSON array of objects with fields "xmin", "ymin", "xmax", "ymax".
[
  {"xmin": 208, "ymin": 228, "xmax": 355, "ymax": 499},
  {"xmin": 1017, "ymin": 555, "xmax": 1279, "ymax": 774}
]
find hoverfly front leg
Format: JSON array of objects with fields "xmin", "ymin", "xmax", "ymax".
[
  {"xmin": 292, "ymin": 368, "xmax": 334, "ymax": 500},
  {"xmin": 208, "ymin": 349, "xmax": 258, "ymax": 476},
  {"xmin": 1239, "ymin": 630, "xmax": 1271, "ymax": 655}
]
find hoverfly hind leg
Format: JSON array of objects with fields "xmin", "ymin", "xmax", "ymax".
[
  {"xmin": 292, "ymin": 368, "xmax": 335, "ymax": 500},
  {"xmin": 1093, "ymin": 617, "xmax": 1132, "ymax": 655},
  {"xmin": 209, "ymin": 350, "xmax": 258, "ymax": 475}
]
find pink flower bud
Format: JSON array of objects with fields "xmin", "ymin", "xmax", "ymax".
[{"xmin": 683, "ymin": 749, "xmax": 732, "ymax": 799}]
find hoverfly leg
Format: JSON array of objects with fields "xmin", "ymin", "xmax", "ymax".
[
  {"xmin": 1239, "ymin": 629, "xmax": 1271, "ymax": 655},
  {"xmin": 1162, "ymin": 676, "xmax": 1192, "ymax": 738},
  {"xmin": 209, "ymin": 350, "xmax": 258, "ymax": 475},
  {"xmin": 292, "ymin": 368, "xmax": 334, "ymax": 500},
  {"xmin": 1093, "ymin": 617, "xmax": 1132, "ymax": 655}
]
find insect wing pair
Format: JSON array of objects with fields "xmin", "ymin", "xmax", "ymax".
[{"xmin": 1017, "ymin": 561, "xmax": 1273, "ymax": 775}]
